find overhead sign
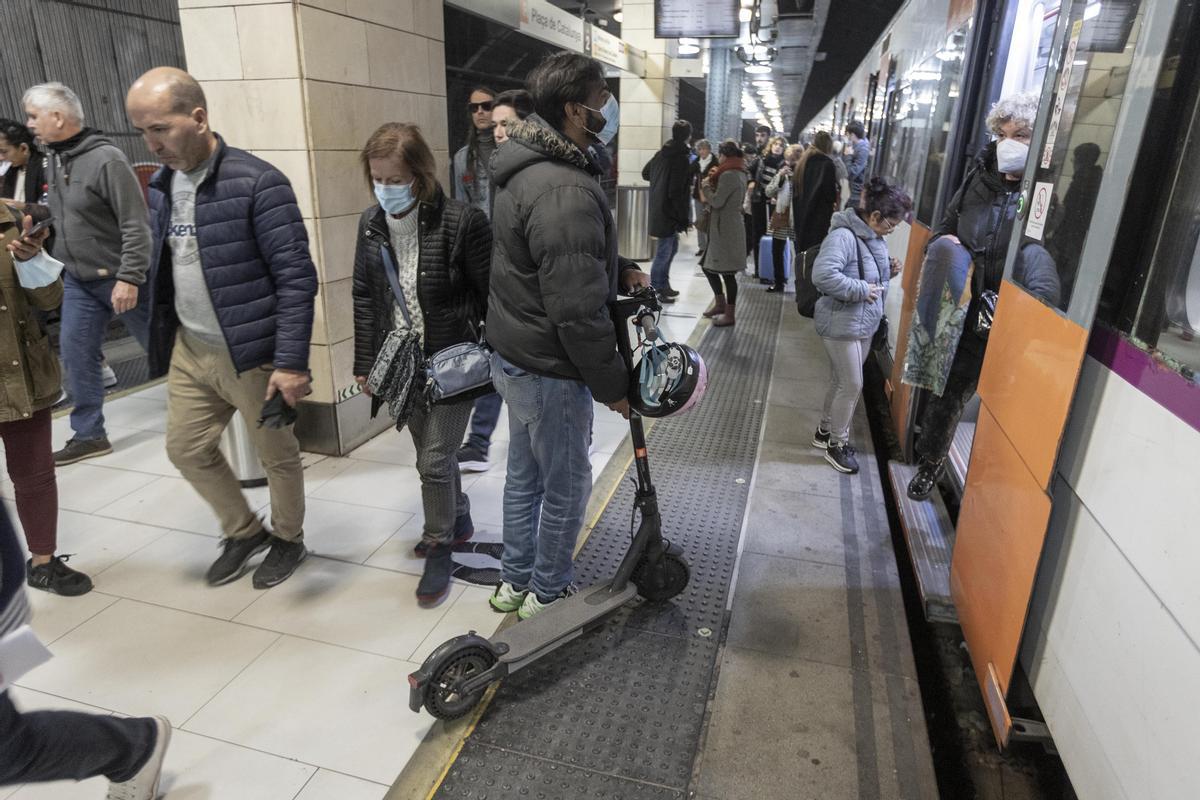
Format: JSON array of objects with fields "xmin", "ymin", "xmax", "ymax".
[
  {"xmin": 589, "ymin": 23, "xmax": 647, "ymax": 76},
  {"xmin": 654, "ymin": 0, "xmax": 739, "ymax": 38},
  {"xmin": 519, "ymin": 0, "xmax": 584, "ymax": 52}
]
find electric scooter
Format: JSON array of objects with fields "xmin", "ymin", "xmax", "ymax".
[{"xmin": 408, "ymin": 288, "xmax": 691, "ymax": 720}]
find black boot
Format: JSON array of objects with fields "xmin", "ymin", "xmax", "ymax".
[
  {"xmin": 907, "ymin": 459, "xmax": 945, "ymax": 501},
  {"xmin": 416, "ymin": 545, "xmax": 454, "ymax": 608},
  {"xmin": 414, "ymin": 512, "xmax": 474, "ymax": 557}
]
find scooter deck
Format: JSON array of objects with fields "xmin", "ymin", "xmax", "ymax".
[{"xmin": 492, "ymin": 583, "xmax": 639, "ymax": 667}]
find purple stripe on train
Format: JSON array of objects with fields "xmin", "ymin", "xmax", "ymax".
[{"xmin": 1087, "ymin": 325, "xmax": 1200, "ymax": 434}]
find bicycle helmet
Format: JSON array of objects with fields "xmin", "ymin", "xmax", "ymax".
[{"xmin": 630, "ymin": 340, "xmax": 708, "ymax": 417}]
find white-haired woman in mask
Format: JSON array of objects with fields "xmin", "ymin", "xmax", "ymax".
[{"xmin": 906, "ymin": 93, "xmax": 1060, "ymax": 500}]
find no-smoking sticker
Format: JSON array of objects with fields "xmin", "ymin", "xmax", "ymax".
[{"xmin": 1025, "ymin": 181, "xmax": 1054, "ymax": 241}]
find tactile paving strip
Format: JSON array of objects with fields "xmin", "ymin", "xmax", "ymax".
[{"xmin": 435, "ymin": 282, "xmax": 782, "ymax": 797}]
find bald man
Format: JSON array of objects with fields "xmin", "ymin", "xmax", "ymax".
[{"xmin": 127, "ymin": 67, "xmax": 317, "ymax": 589}]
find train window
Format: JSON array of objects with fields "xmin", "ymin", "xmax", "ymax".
[
  {"xmin": 1097, "ymin": 0, "xmax": 1200, "ymax": 383},
  {"xmin": 915, "ymin": 26, "xmax": 971, "ymax": 224},
  {"xmin": 1012, "ymin": 0, "xmax": 1146, "ymax": 312}
]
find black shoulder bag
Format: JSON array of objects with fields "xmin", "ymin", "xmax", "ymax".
[{"xmin": 854, "ymin": 239, "xmax": 890, "ymax": 353}]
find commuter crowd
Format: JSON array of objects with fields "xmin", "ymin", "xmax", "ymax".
[{"xmin": 0, "ymin": 35, "xmax": 1051, "ymax": 792}]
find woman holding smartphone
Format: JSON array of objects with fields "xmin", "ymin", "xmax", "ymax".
[{"xmin": 810, "ymin": 177, "xmax": 910, "ymax": 475}]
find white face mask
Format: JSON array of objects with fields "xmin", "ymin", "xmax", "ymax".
[
  {"xmin": 0, "ymin": 161, "xmax": 10, "ymax": 176},
  {"xmin": 996, "ymin": 138, "xmax": 1029, "ymax": 175}
]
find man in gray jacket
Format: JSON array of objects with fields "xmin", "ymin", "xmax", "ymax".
[
  {"xmin": 24, "ymin": 82, "xmax": 152, "ymax": 465},
  {"xmin": 485, "ymin": 52, "xmax": 648, "ymax": 621}
]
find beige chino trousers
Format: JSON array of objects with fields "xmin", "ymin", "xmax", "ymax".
[{"xmin": 165, "ymin": 330, "xmax": 305, "ymax": 542}]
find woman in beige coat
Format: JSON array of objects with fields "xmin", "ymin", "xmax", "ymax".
[{"xmin": 699, "ymin": 140, "xmax": 749, "ymax": 327}]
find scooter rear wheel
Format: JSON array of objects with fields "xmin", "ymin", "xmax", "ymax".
[
  {"xmin": 632, "ymin": 552, "xmax": 690, "ymax": 603},
  {"xmin": 423, "ymin": 645, "xmax": 496, "ymax": 720}
]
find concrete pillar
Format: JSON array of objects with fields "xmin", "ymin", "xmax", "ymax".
[
  {"xmin": 705, "ymin": 48, "xmax": 747, "ymax": 144},
  {"xmin": 176, "ymin": 0, "xmax": 448, "ymax": 454},
  {"xmin": 616, "ymin": 0, "xmax": 681, "ymax": 188}
]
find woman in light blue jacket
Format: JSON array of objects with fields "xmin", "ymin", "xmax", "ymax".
[{"xmin": 811, "ymin": 177, "xmax": 912, "ymax": 474}]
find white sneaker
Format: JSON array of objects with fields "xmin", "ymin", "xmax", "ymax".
[
  {"xmin": 106, "ymin": 716, "xmax": 171, "ymax": 800},
  {"xmin": 101, "ymin": 362, "xmax": 118, "ymax": 389}
]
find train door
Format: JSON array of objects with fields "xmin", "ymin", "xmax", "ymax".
[{"xmin": 948, "ymin": 0, "xmax": 1181, "ymax": 746}]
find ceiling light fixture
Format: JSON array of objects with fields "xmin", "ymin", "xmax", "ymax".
[{"xmin": 745, "ymin": 64, "xmax": 772, "ymax": 74}]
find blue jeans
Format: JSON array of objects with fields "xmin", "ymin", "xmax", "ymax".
[
  {"xmin": 466, "ymin": 391, "xmax": 503, "ymax": 451},
  {"xmin": 491, "ymin": 353, "xmax": 594, "ymax": 602},
  {"xmin": 60, "ymin": 273, "xmax": 151, "ymax": 441},
  {"xmin": 649, "ymin": 234, "xmax": 679, "ymax": 291}
]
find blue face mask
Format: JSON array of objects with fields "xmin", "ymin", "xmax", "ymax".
[
  {"xmin": 596, "ymin": 95, "xmax": 619, "ymax": 146},
  {"xmin": 374, "ymin": 181, "xmax": 416, "ymax": 215},
  {"xmin": 13, "ymin": 250, "xmax": 65, "ymax": 290}
]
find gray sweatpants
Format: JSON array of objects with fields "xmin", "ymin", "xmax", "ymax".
[
  {"xmin": 407, "ymin": 398, "xmax": 473, "ymax": 546},
  {"xmin": 820, "ymin": 336, "xmax": 872, "ymax": 446}
]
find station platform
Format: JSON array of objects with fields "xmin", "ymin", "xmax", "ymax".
[{"xmin": 0, "ymin": 239, "xmax": 935, "ymax": 799}]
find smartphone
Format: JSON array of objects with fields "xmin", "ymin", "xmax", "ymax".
[{"xmin": 22, "ymin": 216, "xmax": 55, "ymax": 239}]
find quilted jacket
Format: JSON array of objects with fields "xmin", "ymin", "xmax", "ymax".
[
  {"xmin": 485, "ymin": 115, "xmax": 640, "ymax": 404},
  {"xmin": 351, "ymin": 186, "xmax": 492, "ymax": 380},
  {"xmin": 144, "ymin": 136, "xmax": 318, "ymax": 377}
]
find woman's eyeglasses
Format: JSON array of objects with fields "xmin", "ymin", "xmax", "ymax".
[{"xmin": 468, "ymin": 101, "xmax": 495, "ymax": 113}]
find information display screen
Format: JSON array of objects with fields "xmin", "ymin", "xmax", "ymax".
[{"xmin": 654, "ymin": 0, "xmax": 739, "ymax": 38}]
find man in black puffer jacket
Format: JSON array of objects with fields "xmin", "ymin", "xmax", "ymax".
[
  {"xmin": 642, "ymin": 119, "xmax": 693, "ymax": 300},
  {"xmin": 128, "ymin": 68, "xmax": 317, "ymax": 590},
  {"xmin": 485, "ymin": 52, "xmax": 648, "ymax": 620}
]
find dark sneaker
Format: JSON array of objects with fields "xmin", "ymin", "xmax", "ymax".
[
  {"xmin": 825, "ymin": 442, "xmax": 859, "ymax": 474},
  {"xmin": 53, "ymin": 437, "xmax": 112, "ymax": 466},
  {"xmin": 456, "ymin": 443, "xmax": 490, "ymax": 473},
  {"xmin": 252, "ymin": 536, "xmax": 307, "ymax": 589},
  {"xmin": 663, "ymin": 286, "xmax": 681, "ymax": 298},
  {"xmin": 206, "ymin": 529, "xmax": 270, "ymax": 586},
  {"xmin": 106, "ymin": 715, "xmax": 171, "ymax": 800},
  {"xmin": 907, "ymin": 459, "xmax": 945, "ymax": 501},
  {"xmin": 811, "ymin": 428, "xmax": 831, "ymax": 449},
  {"xmin": 416, "ymin": 545, "xmax": 454, "ymax": 608},
  {"xmin": 517, "ymin": 583, "xmax": 577, "ymax": 621},
  {"xmin": 27, "ymin": 555, "xmax": 93, "ymax": 596},
  {"xmin": 765, "ymin": 284, "xmax": 785, "ymax": 293},
  {"xmin": 414, "ymin": 511, "xmax": 474, "ymax": 557}
]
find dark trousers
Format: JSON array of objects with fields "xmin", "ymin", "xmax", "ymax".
[
  {"xmin": 751, "ymin": 200, "xmax": 768, "ymax": 253},
  {"xmin": 704, "ymin": 270, "xmax": 739, "ymax": 304},
  {"xmin": 771, "ymin": 236, "xmax": 790, "ymax": 288},
  {"xmin": 466, "ymin": 391, "xmax": 503, "ymax": 451},
  {"xmin": 915, "ymin": 333, "xmax": 988, "ymax": 464},
  {"xmin": 0, "ymin": 409, "xmax": 56, "ymax": 556},
  {"xmin": 0, "ymin": 692, "xmax": 156, "ymax": 786}
]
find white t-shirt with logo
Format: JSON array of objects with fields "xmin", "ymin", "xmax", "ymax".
[{"xmin": 168, "ymin": 160, "xmax": 225, "ymax": 345}]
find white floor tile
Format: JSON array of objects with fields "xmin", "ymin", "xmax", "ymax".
[
  {"xmin": 235, "ymin": 556, "xmax": 464, "ymax": 660},
  {"xmin": 309, "ymin": 460, "xmax": 426, "ymax": 514},
  {"xmin": 300, "ymin": 497, "xmax": 412, "ymax": 564},
  {"xmin": 99, "ymin": 395, "xmax": 169, "ymax": 433},
  {"xmin": 94, "ymin": 476, "xmax": 267, "ymax": 538},
  {"xmin": 346, "ymin": 427, "xmax": 418, "ymax": 466},
  {"xmin": 294, "ymin": 771, "xmax": 388, "ymax": 800},
  {"xmin": 11, "ymin": 510, "xmax": 168, "ymax": 575},
  {"xmin": 94, "ymin": 530, "xmax": 267, "ymax": 620},
  {"xmin": 88, "ymin": 426, "xmax": 181, "ymax": 478},
  {"xmin": 26, "ymin": 589, "xmax": 119, "ymax": 645},
  {"xmin": 19, "ymin": 599, "xmax": 278, "ymax": 722},
  {"xmin": 12, "ymin": 464, "xmax": 159, "ymax": 515},
  {"xmin": 131, "ymin": 380, "xmax": 169, "ymax": 402},
  {"xmin": 7, "ymin": 686, "xmax": 113, "ymax": 715},
  {"xmin": 461, "ymin": 475, "xmax": 506, "ymax": 526},
  {"xmin": 184, "ymin": 636, "xmax": 432, "ymax": 785},
  {"xmin": 302, "ymin": 455, "xmax": 357, "ymax": 495},
  {"xmin": 409, "ymin": 585, "xmax": 504, "ymax": 663},
  {"xmin": 591, "ymin": 417, "xmax": 631, "ymax": 455}
]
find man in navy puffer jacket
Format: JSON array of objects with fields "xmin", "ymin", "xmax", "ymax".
[{"xmin": 127, "ymin": 68, "xmax": 317, "ymax": 590}]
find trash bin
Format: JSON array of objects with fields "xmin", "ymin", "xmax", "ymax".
[
  {"xmin": 220, "ymin": 411, "xmax": 268, "ymax": 489},
  {"xmin": 617, "ymin": 186, "xmax": 652, "ymax": 261}
]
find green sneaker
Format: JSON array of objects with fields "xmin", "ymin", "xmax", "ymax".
[
  {"xmin": 516, "ymin": 584, "xmax": 576, "ymax": 621},
  {"xmin": 489, "ymin": 581, "xmax": 527, "ymax": 613}
]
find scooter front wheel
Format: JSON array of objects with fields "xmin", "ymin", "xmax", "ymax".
[
  {"xmin": 422, "ymin": 645, "xmax": 496, "ymax": 720},
  {"xmin": 632, "ymin": 552, "xmax": 690, "ymax": 603}
]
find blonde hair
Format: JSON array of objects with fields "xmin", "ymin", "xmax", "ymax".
[
  {"xmin": 764, "ymin": 135, "xmax": 787, "ymax": 155},
  {"xmin": 360, "ymin": 123, "xmax": 439, "ymax": 203}
]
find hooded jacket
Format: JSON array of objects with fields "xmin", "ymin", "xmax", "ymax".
[
  {"xmin": 812, "ymin": 208, "xmax": 890, "ymax": 341},
  {"xmin": 145, "ymin": 136, "xmax": 317, "ymax": 378},
  {"xmin": 44, "ymin": 129, "xmax": 151, "ymax": 285},
  {"xmin": 641, "ymin": 139, "xmax": 692, "ymax": 237},
  {"xmin": 485, "ymin": 115, "xmax": 639, "ymax": 403}
]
